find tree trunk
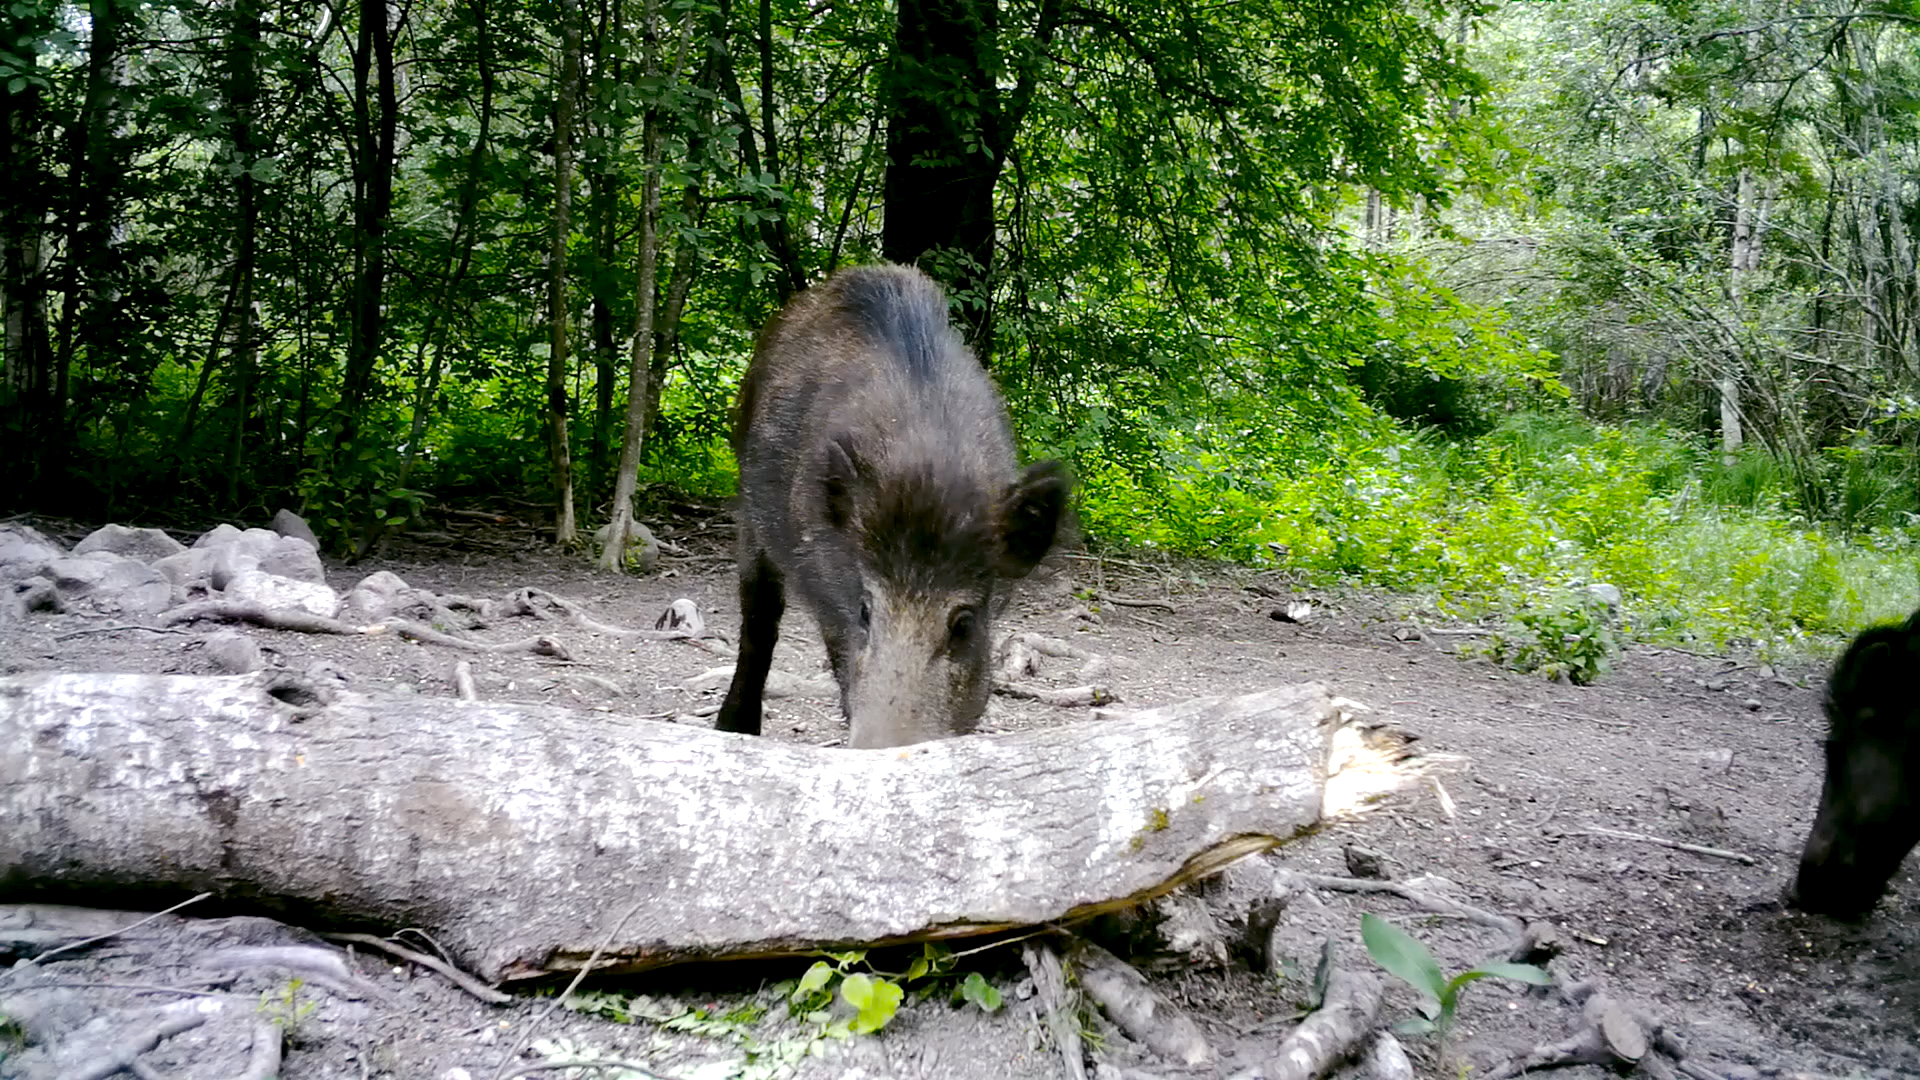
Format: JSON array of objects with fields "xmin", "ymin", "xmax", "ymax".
[
  {"xmin": 601, "ymin": 0, "xmax": 694, "ymax": 569},
  {"xmin": 224, "ymin": 0, "xmax": 265, "ymax": 510},
  {"xmin": 338, "ymin": 0, "xmax": 399, "ymax": 436},
  {"xmin": 546, "ymin": 0, "xmax": 584, "ymax": 546},
  {"xmin": 0, "ymin": 38, "xmax": 55, "ymax": 505},
  {"xmin": 881, "ymin": 0, "xmax": 1003, "ymax": 358},
  {"xmin": 712, "ymin": 0, "xmax": 803, "ymax": 303},
  {"xmin": 0, "ymin": 674, "xmax": 1340, "ymax": 984}
]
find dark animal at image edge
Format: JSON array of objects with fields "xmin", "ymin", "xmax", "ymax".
[
  {"xmin": 716, "ymin": 264, "xmax": 1067, "ymax": 749},
  {"xmin": 1788, "ymin": 608, "xmax": 1920, "ymax": 918}
]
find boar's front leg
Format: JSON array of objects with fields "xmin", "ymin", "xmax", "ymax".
[{"xmin": 716, "ymin": 545, "xmax": 785, "ymax": 737}]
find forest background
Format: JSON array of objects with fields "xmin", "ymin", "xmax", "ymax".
[{"xmin": 2, "ymin": 0, "xmax": 1917, "ymax": 664}]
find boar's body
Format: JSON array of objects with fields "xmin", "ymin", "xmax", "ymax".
[
  {"xmin": 717, "ymin": 265, "xmax": 1065, "ymax": 749},
  {"xmin": 1788, "ymin": 608, "xmax": 1920, "ymax": 917}
]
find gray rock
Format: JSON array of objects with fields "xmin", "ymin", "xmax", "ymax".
[
  {"xmin": 72, "ymin": 523, "xmax": 186, "ymax": 563},
  {"xmin": 594, "ymin": 520, "xmax": 660, "ymax": 573},
  {"xmin": 192, "ymin": 523, "xmax": 246, "ymax": 550},
  {"xmin": 46, "ymin": 556, "xmax": 116, "ymax": 597},
  {"xmin": 1584, "ymin": 582, "xmax": 1623, "ymax": 609},
  {"xmin": 6, "ymin": 576, "xmax": 61, "ymax": 618},
  {"xmin": 203, "ymin": 630, "xmax": 265, "ymax": 674},
  {"xmin": 223, "ymin": 569, "xmax": 339, "ymax": 618},
  {"xmin": 270, "ymin": 509, "xmax": 321, "ymax": 550},
  {"xmin": 210, "ymin": 543, "xmax": 259, "ymax": 590},
  {"xmin": 259, "ymin": 534, "xmax": 325, "ymax": 585},
  {"xmin": 97, "ymin": 558, "xmax": 173, "ymax": 616},
  {"xmin": 340, "ymin": 570, "xmax": 414, "ymax": 624},
  {"xmin": 0, "ymin": 525, "xmax": 63, "ymax": 581},
  {"xmin": 152, "ymin": 547, "xmax": 215, "ymax": 588}
]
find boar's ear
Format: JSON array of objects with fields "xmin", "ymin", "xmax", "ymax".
[
  {"xmin": 822, "ymin": 435, "xmax": 858, "ymax": 529},
  {"xmin": 1000, "ymin": 459, "xmax": 1067, "ymax": 577}
]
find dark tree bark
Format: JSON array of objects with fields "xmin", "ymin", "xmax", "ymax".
[
  {"xmin": 338, "ymin": 0, "xmax": 399, "ymax": 436},
  {"xmin": 713, "ymin": 0, "xmax": 804, "ymax": 302},
  {"xmin": 0, "ymin": 22, "xmax": 55, "ymax": 505},
  {"xmin": 881, "ymin": 0, "xmax": 1059, "ymax": 363},
  {"xmin": 224, "ymin": 0, "xmax": 266, "ymax": 509}
]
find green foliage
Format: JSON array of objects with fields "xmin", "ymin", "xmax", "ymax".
[
  {"xmin": 1481, "ymin": 591, "xmax": 1619, "ymax": 685},
  {"xmin": 1360, "ymin": 913, "xmax": 1550, "ymax": 1043},
  {"xmin": 257, "ymin": 978, "xmax": 317, "ymax": 1035}
]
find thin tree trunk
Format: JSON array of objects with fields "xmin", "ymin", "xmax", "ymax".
[
  {"xmin": 339, "ymin": 0, "xmax": 398, "ymax": 438},
  {"xmin": 546, "ymin": 0, "xmax": 583, "ymax": 546},
  {"xmin": 224, "ymin": 0, "xmax": 265, "ymax": 509},
  {"xmin": 602, "ymin": 0, "xmax": 695, "ymax": 569},
  {"xmin": 1, "ymin": 51, "xmax": 55, "ymax": 501}
]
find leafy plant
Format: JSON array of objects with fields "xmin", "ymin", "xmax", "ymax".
[
  {"xmin": 1360, "ymin": 913, "xmax": 1550, "ymax": 1045},
  {"xmin": 257, "ymin": 978, "xmax": 317, "ymax": 1035},
  {"xmin": 1481, "ymin": 590, "xmax": 1620, "ymax": 685}
]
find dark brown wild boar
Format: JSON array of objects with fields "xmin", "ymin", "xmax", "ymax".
[
  {"xmin": 715, "ymin": 264, "xmax": 1067, "ymax": 749},
  {"xmin": 1787, "ymin": 608, "xmax": 1920, "ymax": 917}
]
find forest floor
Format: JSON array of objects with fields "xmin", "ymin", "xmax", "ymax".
[{"xmin": 2, "ymin": 505, "xmax": 1915, "ymax": 1080}]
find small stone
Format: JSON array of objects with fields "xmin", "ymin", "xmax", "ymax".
[
  {"xmin": 203, "ymin": 630, "xmax": 265, "ymax": 674},
  {"xmin": 1743, "ymin": 698, "xmax": 1763, "ymax": 712},
  {"xmin": 259, "ymin": 534, "xmax": 326, "ymax": 585},
  {"xmin": 1584, "ymin": 582, "xmax": 1622, "ymax": 609},
  {"xmin": 340, "ymin": 570, "xmax": 414, "ymax": 624},
  {"xmin": 1344, "ymin": 844, "xmax": 1390, "ymax": 879}
]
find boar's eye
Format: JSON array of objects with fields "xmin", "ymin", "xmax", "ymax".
[
  {"xmin": 858, "ymin": 598, "xmax": 872, "ymax": 632},
  {"xmin": 947, "ymin": 608, "xmax": 977, "ymax": 654}
]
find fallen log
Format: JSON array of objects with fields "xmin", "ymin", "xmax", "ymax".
[{"xmin": 0, "ymin": 673, "xmax": 1342, "ymax": 985}]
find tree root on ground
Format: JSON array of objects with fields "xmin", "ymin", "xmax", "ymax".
[
  {"xmin": 160, "ymin": 600, "xmax": 359, "ymax": 635},
  {"xmin": 49, "ymin": 999, "xmax": 211, "ymax": 1080}
]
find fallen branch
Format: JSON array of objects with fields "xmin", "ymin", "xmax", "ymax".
[
  {"xmin": 376, "ymin": 620, "xmax": 573, "ymax": 660},
  {"xmin": 1022, "ymin": 940, "xmax": 1087, "ymax": 1080},
  {"xmin": 2, "ymin": 675, "xmax": 1339, "ymax": 983},
  {"xmin": 993, "ymin": 682, "xmax": 1117, "ymax": 708},
  {"xmin": 1068, "ymin": 937, "xmax": 1212, "ymax": 1067},
  {"xmin": 1092, "ymin": 593, "xmax": 1178, "ymax": 614},
  {"xmin": 52, "ymin": 625, "xmax": 190, "ymax": 641},
  {"xmin": 1259, "ymin": 966, "xmax": 1384, "ymax": 1080},
  {"xmin": 1570, "ymin": 827, "xmax": 1756, "ymax": 866},
  {"xmin": 510, "ymin": 588, "xmax": 706, "ymax": 642}
]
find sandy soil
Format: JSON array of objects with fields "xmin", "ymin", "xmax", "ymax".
[{"xmin": 1, "ymin": 506, "xmax": 1914, "ymax": 1080}]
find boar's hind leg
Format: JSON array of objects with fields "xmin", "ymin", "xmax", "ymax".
[{"xmin": 716, "ymin": 551, "xmax": 784, "ymax": 736}]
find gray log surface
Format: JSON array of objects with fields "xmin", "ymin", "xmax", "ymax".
[{"xmin": 0, "ymin": 673, "xmax": 1335, "ymax": 984}]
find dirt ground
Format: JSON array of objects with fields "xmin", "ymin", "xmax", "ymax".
[{"xmin": 2, "ymin": 506, "xmax": 1915, "ymax": 1080}]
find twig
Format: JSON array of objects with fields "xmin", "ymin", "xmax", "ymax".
[
  {"xmin": 1090, "ymin": 592, "xmax": 1177, "ymax": 614},
  {"xmin": 498, "ymin": 1062, "xmax": 672, "ymax": 1080},
  {"xmin": 1260, "ymin": 967, "xmax": 1385, "ymax": 1080},
  {"xmin": 993, "ymin": 682, "xmax": 1116, "ymax": 707},
  {"xmin": 379, "ymin": 620, "xmax": 573, "ymax": 660},
  {"xmin": 53, "ymin": 624, "xmax": 189, "ymax": 641},
  {"xmin": 323, "ymin": 932, "xmax": 512, "ymax": 1005},
  {"xmin": 3, "ymin": 892, "xmax": 211, "ymax": 980},
  {"xmin": 1022, "ymin": 941, "xmax": 1086, "ymax": 1080},
  {"xmin": 491, "ymin": 901, "xmax": 646, "ymax": 1080},
  {"xmin": 1280, "ymin": 872, "xmax": 1522, "ymax": 936},
  {"xmin": 1572, "ymin": 827, "xmax": 1756, "ymax": 866}
]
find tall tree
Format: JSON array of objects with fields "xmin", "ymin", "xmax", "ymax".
[{"xmin": 546, "ymin": 0, "xmax": 584, "ymax": 545}]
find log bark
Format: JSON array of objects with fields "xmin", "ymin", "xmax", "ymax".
[{"xmin": 0, "ymin": 674, "xmax": 1337, "ymax": 984}]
